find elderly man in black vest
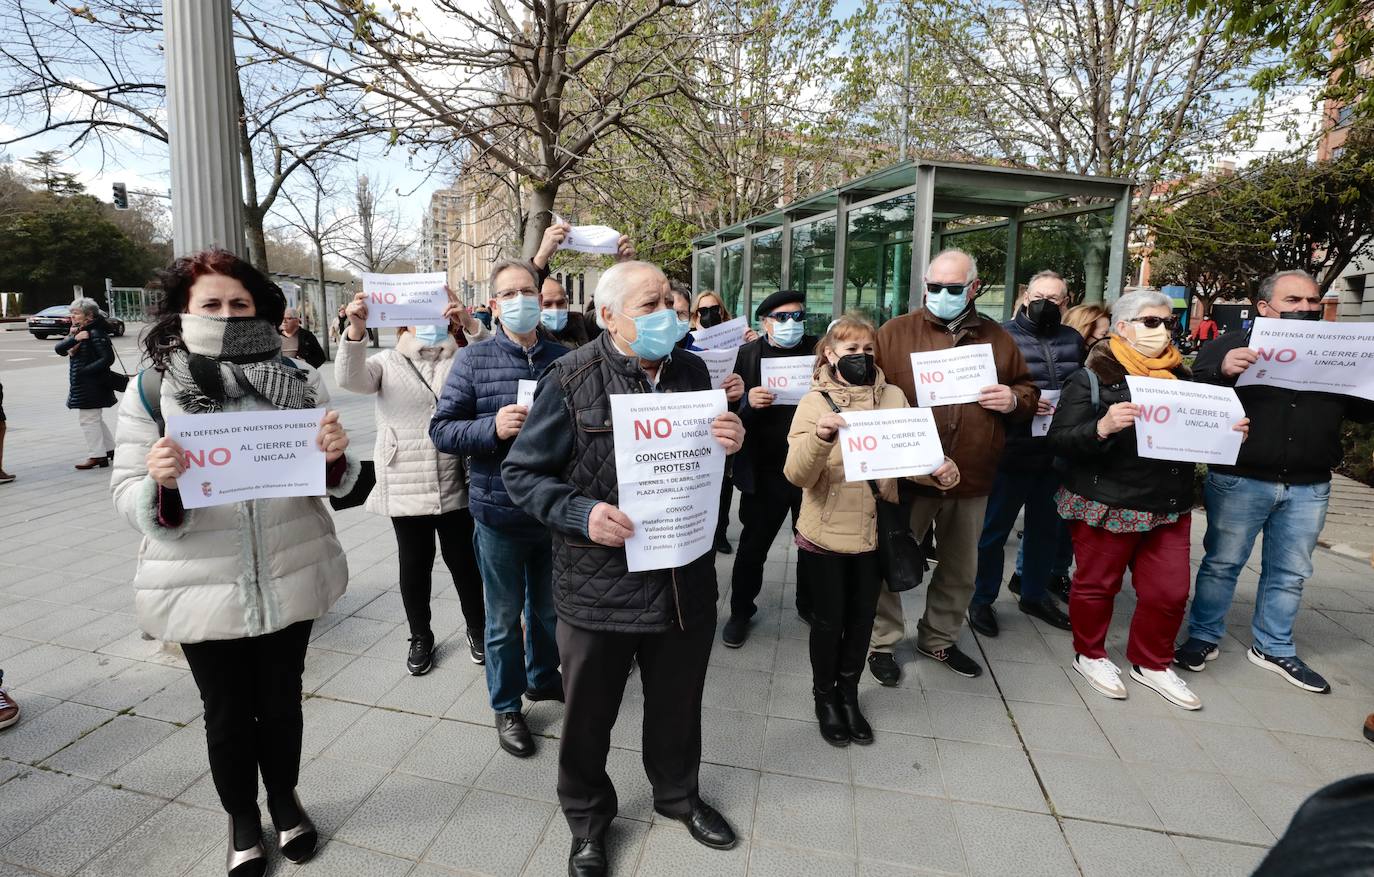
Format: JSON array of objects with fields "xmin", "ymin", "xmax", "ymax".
[{"xmin": 503, "ymin": 261, "xmax": 745, "ymax": 877}]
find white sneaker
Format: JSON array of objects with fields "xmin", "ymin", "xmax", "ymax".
[
  {"xmin": 1130, "ymin": 665, "xmax": 1202, "ymax": 711},
  {"xmin": 1073, "ymin": 655, "xmax": 1127, "ymax": 699}
]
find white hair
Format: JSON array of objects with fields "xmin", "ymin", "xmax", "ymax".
[
  {"xmin": 925, "ymin": 249, "xmax": 978, "ymax": 285},
  {"xmin": 1110, "ymin": 290, "xmax": 1173, "ymax": 329},
  {"xmin": 70, "ymin": 297, "xmax": 101, "ymax": 317},
  {"xmin": 283, "ymin": 307, "xmax": 299, "ymax": 319},
  {"xmin": 593, "ymin": 261, "xmax": 667, "ymax": 329}
]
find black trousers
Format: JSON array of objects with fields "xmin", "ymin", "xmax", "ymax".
[
  {"xmin": 730, "ymin": 468, "xmax": 808, "ymax": 620},
  {"xmin": 391, "ymin": 508, "xmax": 485, "ymax": 637},
  {"xmin": 182, "ymin": 619, "xmax": 313, "ymax": 816},
  {"xmin": 804, "ymin": 549, "xmax": 882, "ymax": 692},
  {"xmin": 557, "ymin": 619, "xmax": 715, "ymax": 839},
  {"xmin": 714, "ymin": 474, "xmax": 734, "ymax": 544}
]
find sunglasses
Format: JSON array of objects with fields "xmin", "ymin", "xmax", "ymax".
[
  {"xmin": 768, "ymin": 311, "xmax": 807, "ymax": 323},
  {"xmin": 1129, "ymin": 315, "xmax": 1178, "ymax": 330},
  {"xmin": 926, "ymin": 282, "xmax": 970, "ymax": 296}
]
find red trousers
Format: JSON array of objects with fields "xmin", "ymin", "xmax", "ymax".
[{"xmin": 1068, "ymin": 514, "xmax": 1192, "ymax": 671}]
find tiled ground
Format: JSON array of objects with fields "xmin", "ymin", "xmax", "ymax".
[{"xmin": 2, "ymin": 329, "xmax": 1373, "ymax": 876}]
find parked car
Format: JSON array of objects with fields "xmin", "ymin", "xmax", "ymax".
[{"xmin": 27, "ymin": 305, "xmax": 124, "ymax": 339}]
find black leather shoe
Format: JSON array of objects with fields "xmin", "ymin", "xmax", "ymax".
[
  {"xmin": 867, "ymin": 652, "xmax": 900, "ymax": 686},
  {"xmin": 967, "ymin": 603, "xmax": 999, "ymax": 637},
  {"xmin": 713, "ymin": 534, "xmax": 733, "ymax": 555},
  {"xmin": 466, "ymin": 629, "xmax": 485, "ymax": 665},
  {"xmin": 1049, "ymin": 574, "xmax": 1072, "ymax": 602},
  {"xmin": 1007, "ymin": 572, "xmax": 1021, "ymax": 596},
  {"xmin": 837, "ymin": 675, "xmax": 873, "ymax": 745},
  {"xmin": 406, "ymin": 632, "xmax": 435, "ymax": 676},
  {"xmin": 655, "ymin": 798, "xmax": 736, "ymax": 850},
  {"xmin": 526, "ymin": 678, "xmax": 565, "ymax": 702},
  {"xmin": 721, "ymin": 615, "xmax": 749, "ymax": 648},
  {"xmin": 814, "ymin": 688, "xmax": 849, "ymax": 747},
  {"xmin": 496, "ymin": 711, "xmax": 535, "ymax": 757},
  {"xmin": 568, "ymin": 835, "xmax": 607, "ymax": 877},
  {"xmin": 1020, "ymin": 595, "xmax": 1072, "ymax": 631}
]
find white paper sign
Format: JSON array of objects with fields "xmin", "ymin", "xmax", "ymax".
[
  {"xmin": 908, "ymin": 344, "xmax": 998, "ymax": 406},
  {"xmin": 361, "ymin": 272, "xmax": 448, "ymax": 328},
  {"xmin": 1032, "ymin": 389, "xmax": 1062, "ymax": 437},
  {"xmin": 516, "ymin": 379, "xmax": 537, "ymax": 409},
  {"xmin": 759, "ymin": 356, "xmax": 813, "ymax": 405},
  {"xmin": 554, "ymin": 214, "xmax": 622, "ymax": 255},
  {"xmin": 167, "ymin": 408, "xmax": 326, "ymax": 509},
  {"xmin": 691, "ymin": 316, "xmax": 750, "ymax": 351},
  {"xmin": 1125, "ymin": 377, "xmax": 1245, "ymax": 465},
  {"xmin": 611, "ymin": 390, "xmax": 727, "ymax": 572},
  {"xmin": 694, "ymin": 348, "xmax": 739, "ymax": 390},
  {"xmin": 1235, "ymin": 317, "xmax": 1374, "ymax": 400},
  {"xmin": 838, "ymin": 408, "xmax": 946, "ymax": 481}
]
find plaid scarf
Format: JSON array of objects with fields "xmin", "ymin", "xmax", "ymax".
[{"xmin": 168, "ymin": 315, "xmax": 315, "ymax": 413}]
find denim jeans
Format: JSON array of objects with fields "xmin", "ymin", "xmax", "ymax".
[
  {"xmin": 473, "ymin": 522, "xmax": 561, "ymax": 713},
  {"xmin": 972, "ymin": 469, "xmax": 1061, "ymax": 607},
  {"xmin": 1016, "ymin": 519, "xmax": 1073, "ymax": 577},
  {"xmin": 1187, "ymin": 472, "xmax": 1330, "ymax": 657}
]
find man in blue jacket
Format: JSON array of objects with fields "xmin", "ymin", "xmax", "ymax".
[
  {"xmin": 966, "ymin": 270, "xmax": 1081, "ymax": 637},
  {"xmin": 430, "ymin": 258, "xmax": 569, "ymax": 759}
]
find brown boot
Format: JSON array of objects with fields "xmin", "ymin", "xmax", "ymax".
[
  {"xmin": 74, "ymin": 457, "xmax": 109, "ymax": 470},
  {"xmin": 1364, "ymin": 713, "xmax": 1373, "ymax": 744}
]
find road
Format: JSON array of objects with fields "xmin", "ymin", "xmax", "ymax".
[{"xmin": 0, "ymin": 325, "xmax": 147, "ymax": 373}]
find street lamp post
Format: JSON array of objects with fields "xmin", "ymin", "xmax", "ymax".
[{"xmin": 164, "ymin": 0, "xmax": 245, "ymax": 257}]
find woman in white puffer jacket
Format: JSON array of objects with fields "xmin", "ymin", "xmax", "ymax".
[
  {"xmin": 336, "ymin": 289, "xmax": 488, "ymax": 676},
  {"xmin": 111, "ymin": 249, "xmax": 361, "ymax": 876}
]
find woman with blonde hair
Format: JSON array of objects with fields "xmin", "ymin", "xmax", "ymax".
[
  {"xmin": 1064, "ymin": 303, "xmax": 1110, "ymax": 348},
  {"xmin": 784, "ymin": 314, "xmax": 959, "ymax": 746}
]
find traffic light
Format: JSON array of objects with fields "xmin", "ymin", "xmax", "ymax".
[{"xmin": 111, "ymin": 182, "xmax": 128, "ymax": 210}]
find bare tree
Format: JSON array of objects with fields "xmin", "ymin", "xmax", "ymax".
[{"xmin": 337, "ymin": 173, "xmax": 413, "ymax": 274}]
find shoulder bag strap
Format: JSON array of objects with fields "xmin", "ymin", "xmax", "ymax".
[
  {"xmin": 137, "ymin": 369, "xmax": 165, "ymax": 436},
  {"xmin": 401, "ymin": 354, "xmax": 440, "ymax": 403}
]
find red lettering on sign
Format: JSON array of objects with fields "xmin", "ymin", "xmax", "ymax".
[
  {"xmin": 184, "ymin": 447, "xmax": 232, "ymax": 468},
  {"xmin": 1137, "ymin": 405, "xmax": 1171, "ymax": 424},
  {"xmin": 846, "ymin": 435, "xmax": 879, "ymax": 452},
  {"xmin": 368, "ymin": 291, "xmax": 398, "ymax": 304},
  {"xmin": 766, "ymin": 376, "xmax": 789, "ymax": 388},
  {"xmin": 632, "ymin": 418, "xmax": 673, "ymax": 440},
  {"xmin": 1255, "ymin": 347, "xmax": 1297, "ymax": 363},
  {"xmin": 918, "ymin": 371, "xmax": 945, "ymax": 384}
]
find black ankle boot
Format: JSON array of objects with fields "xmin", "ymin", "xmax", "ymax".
[
  {"xmin": 837, "ymin": 672, "xmax": 874, "ymax": 745},
  {"xmin": 814, "ymin": 687, "xmax": 849, "ymax": 747}
]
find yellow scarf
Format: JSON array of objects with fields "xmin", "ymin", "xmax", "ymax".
[{"xmin": 1109, "ymin": 335, "xmax": 1182, "ymax": 379}]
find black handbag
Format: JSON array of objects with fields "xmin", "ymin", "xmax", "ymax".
[
  {"xmin": 820, "ymin": 391, "xmax": 925, "ymax": 593},
  {"xmin": 105, "ymin": 341, "xmax": 132, "ymax": 393}
]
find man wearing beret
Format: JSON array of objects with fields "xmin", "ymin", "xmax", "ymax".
[{"xmin": 723, "ymin": 289, "xmax": 818, "ymax": 647}]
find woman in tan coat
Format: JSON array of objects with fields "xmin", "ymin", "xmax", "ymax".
[{"xmin": 785, "ymin": 316, "xmax": 959, "ymax": 746}]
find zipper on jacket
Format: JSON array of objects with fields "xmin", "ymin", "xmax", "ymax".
[
  {"xmin": 671, "ymin": 567, "xmax": 685, "ymax": 630},
  {"xmin": 246, "ymin": 500, "xmax": 264, "ymax": 631},
  {"xmin": 1038, "ymin": 337, "xmax": 1062, "ymax": 390}
]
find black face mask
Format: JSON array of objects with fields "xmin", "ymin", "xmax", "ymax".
[
  {"xmin": 1278, "ymin": 310, "xmax": 1322, "ymax": 321},
  {"xmin": 1026, "ymin": 299, "xmax": 1062, "ymax": 333},
  {"xmin": 835, "ymin": 353, "xmax": 877, "ymax": 386},
  {"xmin": 697, "ymin": 305, "xmax": 723, "ymax": 328}
]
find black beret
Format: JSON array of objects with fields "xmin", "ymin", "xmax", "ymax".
[{"xmin": 754, "ymin": 289, "xmax": 806, "ymax": 319}]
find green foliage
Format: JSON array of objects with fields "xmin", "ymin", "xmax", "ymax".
[{"xmin": 1340, "ymin": 421, "xmax": 1374, "ymax": 485}]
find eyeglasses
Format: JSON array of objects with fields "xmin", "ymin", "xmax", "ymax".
[
  {"xmin": 768, "ymin": 311, "xmax": 807, "ymax": 323},
  {"xmin": 494, "ymin": 287, "xmax": 539, "ymax": 301},
  {"xmin": 1129, "ymin": 315, "xmax": 1178, "ymax": 330},
  {"xmin": 926, "ymin": 282, "xmax": 970, "ymax": 296}
]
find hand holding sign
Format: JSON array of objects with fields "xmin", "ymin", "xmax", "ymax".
[
  {"xmin": 909, "ymin": 345, "xmax": 998, "ymax": 406},
  {"xmin": 147, "ymin": 436, "xmax": 186, "ymax": 489},
  {"xmin": 495, "ymin": 404, "xmax": 527, "ymax": 440},
  {"xmin": 167, "ymin": 408, "xmax": 328, "ymax": 508},
  {"xmin": 977, "ymin": 384, "xmax": 1017, "ymax": 413},
  {"xmin": 759, "ymin": 356, "xmax": 813, "ymax": 405},
  {"xmin": 1236, "ymin": 317, "xmax": 1374, "ymax": 399},
  {"xmin": 1031, "ymin": 389, "xmax": 1062, "ymax": 437},
  {"xmin": 816, "ymin": 412, "xmax": 846, "ymax": 441},
  {"xmin": 710, "ymin": 411, "xmax": 745, "ymax": 454},
  {"xmin": 589, "ymin": 502, "xmax": 635, "ymax": 547},
  {"xmin": 361, "ymin": 272, "xmax": 449, "ymax": 329},
  {"xmin": 1098, "ymin": 402, "xmax": 1140, "ymax": 437},
  {"xmin": 316, "ymin": 409, "xmax": 349, "ymax": 462}
]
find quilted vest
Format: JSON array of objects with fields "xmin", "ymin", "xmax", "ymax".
[{"xmin": 548, "ymin": 333, "xmax": 720, "ymax": 634}]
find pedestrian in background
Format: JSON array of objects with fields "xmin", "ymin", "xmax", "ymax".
[
  {"xmin": 55, "ymin": 297, "xmax": 118, "ymax": 470},
  {"xmin": 1064, "ymin": 303, "xmax": 1110, "ymax": 349},
  {"xmin": 336, "ymin": 290, "xmax": 490, "ymax": 675},
  {"xmin": 0, "ymin": 379, "xmax": 12, "ymax": 484},
  {"xmin": 1046, "ymin": 289, "xmax": 1247, "ymax": 711},
  {"xmin": 278, "ymin": 307, "xmax": 327, "ymax": 368},
  {"xmin": 785, "ymin": 314, "xmax": 959, "ymax": 746},
  {"xmin": 111, "ymin": 249, "xmax": 362, "ymax": 875}
]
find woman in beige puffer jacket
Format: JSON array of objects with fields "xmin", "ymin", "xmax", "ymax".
[
  {"xmin": 335, "ymin": 292, "xmax": 488, "ymax": 675},
  {"xmin": 785, "ymin": 315, "xmax": 959, "ymax": 749}
]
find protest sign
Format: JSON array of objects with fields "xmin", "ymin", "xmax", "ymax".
[
  {"xmin": 694, "ymin": 348, "xmax": 739, "ymax": 390},
  {"xmin": 517, "ymin": 379, "xmax": 537, "ymax": 409},
  {"xmin": 1032, "ymin": 389, "xmax": 1062, "ymax": 437},
  {"xmin": 610, "ymin": 390, "xmax": 727, "ymax": 572},
  {"xmin": 1125, "ymin": 377, "xmax": 1245, "ymax": 466},
  {"xmin": 759, "ymin": 355, "xmax": 814, "ymax": 405},
  {"xmin": 167, "ymin": 408, "xmax": 326, "ymax": 509},
  {"xmin": 1235, "ymin": 317, "xmax": 1374, "ymax": 401},
  {"xmin": 908, "ymin": 344, "xmax": 998, "ymax": 406},
  {"xmin": 838, "ymin": 408, "xmax": 946, "ymax": 481},
  {"xmin": 691, "ymin": 316, "xmax": 750, "ymax": 350},
  {"xmin": 361, "ymin": 272, "xmax": 448, "ymax": 328},
  {"xmin": 553, "ymin": 214, "xmax": 622, "ymax": 255}
]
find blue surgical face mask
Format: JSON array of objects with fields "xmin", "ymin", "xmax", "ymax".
[
  {"xmin": 413, "ymin": 324, "xmax": 447, "ymax": 346},
  {"xmin": 540, "ymin": 307, "xmax": 568, "ymax": 332},
  {"xmin": 675, "ymin": 316, "xmax": 691, "ymax": 341},
  {"xmin": 498, "ymin": 294, "xmax": 540, "ymax": 335},
  {"xmin": 926, "ymin": 289, "xmax": 969, "ymax": 321},
  {"xmin": 625, "ymin": 307, "xmax": 680, "ymax": 361},
  {"xmin": 770, "ymin": 319, "xmax": 805, "ymax": 349}
]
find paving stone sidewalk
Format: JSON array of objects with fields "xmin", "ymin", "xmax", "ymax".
[{"xmin": 1, "ymin": 333, "xmax": 1373, "ymax": 877}]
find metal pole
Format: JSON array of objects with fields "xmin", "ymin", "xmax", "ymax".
[
  {"xmin": 909, "ymin": 165, "xmax": 936, "ymax": 310},
  {"xmin": 1002, "ymin": 209, "xmax": 1022, "ymax": 320},
  {"xmin": 1103, "ymin": 186, "xmax": 1134, "ymax": 304},
  {"xmin": 165, "ymin": 0, "xmax": 245, "ymax": 257}
]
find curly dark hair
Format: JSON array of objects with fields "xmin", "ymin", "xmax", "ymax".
[{"xmin": 142, "ymin": 248, "xmax": 287, "ymax": 369}]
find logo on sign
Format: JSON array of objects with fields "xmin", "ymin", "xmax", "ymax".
[
  {"xmin": 201, "ymin": 481, "xmax": 214, "ymax": 498},
  {"xmin": 633, "ymin": 418, "xmax": 673, "ymax": 440}
]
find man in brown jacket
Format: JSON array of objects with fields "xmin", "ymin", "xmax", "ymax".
[{"xmin": 867, "ymin": 249, "xmax": 1038, "ymax": 683}]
